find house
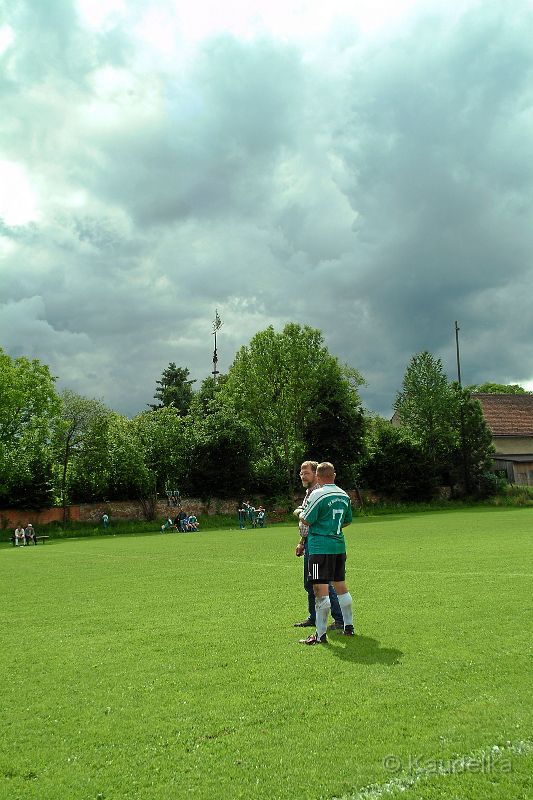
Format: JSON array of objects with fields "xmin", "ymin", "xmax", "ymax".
[{"xmin": 472, "ymin": 393, "xmax": 533, "ymax": 484}]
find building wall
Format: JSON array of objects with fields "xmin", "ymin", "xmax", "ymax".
[{"xmin": 493, "ymin": 436, "xmax": 533, "ymax": 455}]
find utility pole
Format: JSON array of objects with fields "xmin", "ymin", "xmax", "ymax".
[
  {"xmin": 455, "ymin": 321, "xmax": 469, "ymax": 492},
  {"xmin": 212, "ymin": 310, "xmax": 222, "ymax": 383},
  {"xmin": 455, "ymin": 320, "xmax": 462, "ymax": 386}
]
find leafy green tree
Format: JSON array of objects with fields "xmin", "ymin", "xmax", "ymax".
[
  {"xmin": 303, "ymin": 363, "xmax": 366, "ymax": 488},
  {"xmin": 0, "ymin": 349, "xmax": 60, "ymax": 508},
  {"xmin": 394, "ymin": 351, "xmax": 455, "ymax": 476},
  {"xmin": 150, "ymin": 363, "xmax": 196, "ymax": 414},
  {"xmin": 361, "ymin": 417, "xmax": 437, "ymax": 500},
  {"xmin": 449, "ymin": 384, "xmax": 495, "ymax": 494},
  {"xmin": 468, "ymin": 382, "xmax": 530, "ymax": 394},
  {"xmin": 188, "ymin": 409, "xmax": 253, "ymax": 499},
  {"xmin": 190, "ymin": 374, "xmax": 227, "ymax": 417},
  {"xmin": 106, "ymin": 415, "xmax": 153, "ymax": 500},
  {"xmin": 133, "ymin": 407, "xmax": 191, "ymax": 495},
  {"xmin": 221, "ymin": 323, "xmax": 365, "ymax": 493},
  {"xmin": 53, "ymin": 391, "xmax": 110, "ymax": 520}
]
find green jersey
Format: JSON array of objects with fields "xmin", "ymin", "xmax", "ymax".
[{"xmin": 302, "ymin": 483, "xmax": 353, "ymax": 555}]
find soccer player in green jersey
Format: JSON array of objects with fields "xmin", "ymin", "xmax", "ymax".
[{"xmin": 298, "ymin": 461, "xmax": 354, "ymax": 645}]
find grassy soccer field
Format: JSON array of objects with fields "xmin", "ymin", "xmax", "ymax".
[{"xmin": 1, "ymin": 508, "xmax": 532, "ymax": 800}]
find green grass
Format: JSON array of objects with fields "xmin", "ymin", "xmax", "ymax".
[{"xmin": 1, "ymin": 509, "xmax": 532, "ymax": 800}]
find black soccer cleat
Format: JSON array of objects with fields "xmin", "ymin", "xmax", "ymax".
[
  {"xmin": 294, "ymin": 618, "xmax": 315, "ymax": 628},
  {"xmin": 298, "ymin": 632, "xmax": 328, "ymax": 645},
  {"xmin": 343, "ymin": 625, "xmax": 355, "ymax": 636}
]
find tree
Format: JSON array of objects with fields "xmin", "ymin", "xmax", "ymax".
[
  {"xmin": 106, "ymin": 415, "xmax": 153, "ymax": 501},
  {"xmin": 190, "ymin": 374, "xmax": 227, "ymax": 417},
  {"xmin": 468, "ymin": 382, "xmax": 530, "ymax": 394},
  {"xmin": 52, "ymin": 391, "xmax": 110, "ymax": 521},
  {"xmin": 394, "ymin": 351, "xmax": 455, "ymax": 477},
  {"xmin": 220, "ymin": 323, "xmax": 366, "ymax": 493},
  {"xmin": 0, "ymin": 349, "xmax": 60, "ymax": 508},
  {"xmin": 188, "ymin": 409, "xmax": 253, "ymax": 499},
  {"xmin": 133, "ymin": 406, "xmax": 191, "ymax": 495},
  {"xmin": 303, "ymin": 363, "xmax": 366, "ymax": 488},
  {"xmin": 448, "ymin": 384, "xmax": 495, "ymax": 494},
  {"xmin": 150, "ymin": 363, "xmax": 196, "ymax": 414},
  {"xmin": 361, "ymin": 417, "xmax": 437, "ymax": 500}
]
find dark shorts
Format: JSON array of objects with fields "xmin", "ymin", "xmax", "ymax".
[{"xmin": 308, "ymin": 553, "xmax": 346, "ymax": 584}]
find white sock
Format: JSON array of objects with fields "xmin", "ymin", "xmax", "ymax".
[
  {"xmin": 315, "ymin": 595, "xmax": 331, "ymax": 639},
  {"xmin": 337, "ymin": 592, "xmax": 353, "ymax": 627}
]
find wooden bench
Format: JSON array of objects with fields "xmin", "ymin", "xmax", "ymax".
[{"xmin": 9, "ymin": 534, "xmax": 50, "ymax": 546}]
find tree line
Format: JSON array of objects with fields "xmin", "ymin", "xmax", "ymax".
[{"xmin": 0, "ymin": 325, "xmax": 514, "ymax": 515}]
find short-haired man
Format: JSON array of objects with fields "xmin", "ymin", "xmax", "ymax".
[
  {"xmin": 294, "ymin": 460, "xmax": 344, "ymax": 631},
  {"xmin": 298, "ymin": 462, "xmax": 354, "ymax": 645}
]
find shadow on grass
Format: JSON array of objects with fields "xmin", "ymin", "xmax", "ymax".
[{"xmin": 329, "ymin": 633, "xmax": 403, "ymax": 665}]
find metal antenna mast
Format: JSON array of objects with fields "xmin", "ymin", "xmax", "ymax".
[
  {"xmin": 455, "ymin": 320, "xmax": 462, "ymax": 387},
  {"xmin": 212, "ymin": 310, "xmax": 223, "ymax": 383}
]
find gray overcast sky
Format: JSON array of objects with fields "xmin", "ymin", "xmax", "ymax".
[{"xmin": 1, "ymin": 0, "xmax": 533, "ymax": 416}]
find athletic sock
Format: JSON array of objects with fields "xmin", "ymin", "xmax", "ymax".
[
  {"xmin": 315, "ymin": 595, "xmax": 331, "ymax": 639},
  {"xmin": 337, "ymin": 592, "xmax": 353, "ymax": 628}
]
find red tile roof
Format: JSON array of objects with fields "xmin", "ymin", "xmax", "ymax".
[{"xmin": 472, "ymin": 393, "xmax": 533, "ymax": 436}]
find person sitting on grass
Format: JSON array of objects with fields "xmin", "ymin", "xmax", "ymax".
[
  {"xmin": 160, "ymin": 517, "xmax": 174, "ymax": 533},
  {"xmin": 256, "ymin": 508, "xmax": 266, "ymax": 527}
]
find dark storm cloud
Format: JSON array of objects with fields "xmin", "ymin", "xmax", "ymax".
[
  {"xmin": 1, "ymin": 0, "xmax": 533, "ymax": 416},
  {"xmin": 307, "ymin": 2, "xmax": 533, "ymax": 405}
]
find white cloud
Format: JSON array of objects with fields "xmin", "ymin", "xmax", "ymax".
[{"xmin": 0, "ymin": 160, "xmax": 40, "ymax": 226}]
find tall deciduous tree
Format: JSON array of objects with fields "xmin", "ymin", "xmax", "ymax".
[
  {"xmin": 150, "ymin": 363, "xmax": 196, "ymax": 415},
  {"xmin": 53, "ymin": 391, "xmax": 110, "ymax": 521},
  {"xmin": 449, "ymin": 384, "xmax": 495, "ymax": 493},
  {"xmin": 0, "ymin": 349, "xmax": 60, "ymax": 508},
  {"xmin": 188, "ymin": 408, "xmax": 253, "ymax": 499},
  {"xmin": 303, "ymin": 363, "xmax": 366, "ymax": 488},
  {"xmin": 221, "ymin": 324, "xmax": 365, "ymax": 493},
  {"xmin": 394, "ymin": 351, "xmax": 455, "ymax": 474},
  {"xmin": 133, "ymin": 406, "xmax": 191, "ymax": 496},
  {"xmin": 362, "ymin": 417, "xmax": 437, "ymax": 500}
]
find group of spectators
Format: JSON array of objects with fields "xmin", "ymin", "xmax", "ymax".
[
  {"xmin": 11, "ymin": 523, "xmax": 37, "ymax": 546},
  {"xmin": 161, "ymin": 511, "xmax": 199, "ymax": 533},
  {"xmin": 238, "ymin": 502, "xmax": 266, "ymax": 529}
]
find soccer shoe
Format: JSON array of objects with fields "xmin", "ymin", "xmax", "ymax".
[
  {"xmin": 328, "ymin": 621, "xmax": 344, "ymax": 631},
  {"xmin": 293, "ymin": 618, "xmax": 315, "ymax": 627},
  {"xmin": 343, "ymin": 625, "xmax": 355, "ymax": 636},
  {"xmin": 298, "ymin": 632, "xmax": 327, "ymax": 645}
]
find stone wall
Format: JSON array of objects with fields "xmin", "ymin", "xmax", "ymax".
[{"xmin": 1, "ymin": 490, "xmax": 363, "ymax": 530}]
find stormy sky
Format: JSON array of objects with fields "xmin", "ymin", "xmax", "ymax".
[{"xmin": 1, "ymin": 0, "xmax": 533, "ymax": 416}]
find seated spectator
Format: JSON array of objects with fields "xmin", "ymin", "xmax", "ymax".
[
  {"xmin": 101, "ymin": 513, "xmax": 109, "ymax": 529},
  {"xmin": 187, "ymin": 514, "xmax": 199, "ymax": 531},
  {"xmin": 14, "ymin": 526, "xmax": 25, "ymax": 547},
  {"xmin": 256, "ymin": 508, "xmax": 266, "ymax": 527},
  {"xmin": 25, "ymin": 523, "xmax": 36, "ymax": 545},
  {"xmin": 176, "ymin": 510, "xmax": 188, "ymax": 532}
]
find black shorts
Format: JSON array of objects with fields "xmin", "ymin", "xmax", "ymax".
[{"xmin": 308, "ymin": 553, "xmax": 346, "ymax": 584}]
